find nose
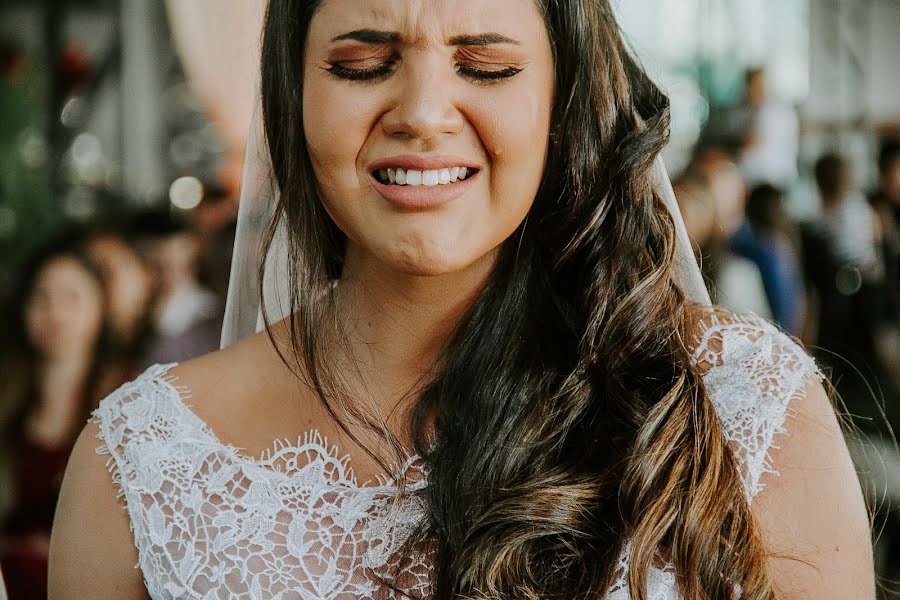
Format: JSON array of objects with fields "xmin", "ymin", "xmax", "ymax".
[{"xmin": 381, "ymin": 54, "xmax": 465, "ymax": 142}]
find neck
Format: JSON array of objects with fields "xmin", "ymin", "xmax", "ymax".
[{"xmin": 332, "ymin": 245, "xmax": 495, "ymax": 404}]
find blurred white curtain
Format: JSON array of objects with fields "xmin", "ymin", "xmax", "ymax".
[{"xmin": 164, "ymin": 0, "xmax": 267, "ymax": 194}]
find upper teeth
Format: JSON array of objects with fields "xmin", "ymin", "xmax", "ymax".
[{"xmin": 378, "ymin": 167, "xmax": 470, "ymax": 186}]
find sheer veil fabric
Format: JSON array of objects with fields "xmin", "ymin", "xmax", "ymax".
[
  {"xmin": 220, "ymin": 96, "xmax": 288, "ymax": 347},
  {"xmin": 220, "ymin": 97, "xmax": 712, "ymax": 348}
]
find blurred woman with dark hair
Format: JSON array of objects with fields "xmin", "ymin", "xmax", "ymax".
[{"xmin": 0, "ymin": 228, "xmax": 123, "ymax": 600}]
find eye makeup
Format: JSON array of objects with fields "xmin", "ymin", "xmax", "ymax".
[
  {"xmin": 325, "ymin": 47, "xmax": 525, "ymax": 82},
  {"xmin": 326, "ymin": 60, "xmax": 522, "ymax": 82}
]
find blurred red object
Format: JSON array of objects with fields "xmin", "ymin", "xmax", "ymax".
[{"xmin": 59, "ymin": 42, "xmax": 92, "ymax": 96}]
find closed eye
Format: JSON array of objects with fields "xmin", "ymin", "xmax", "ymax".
[
  {"xmin": 456, "ymin": 64, "xmax": 523, "ymax": 81},
  {"xmin": 326, "ymin": 61, "xmax": 523, "ymax": 82},
  {"xmin": 326, "ymin": 61, "xmax": 397, "ymax": 81}
]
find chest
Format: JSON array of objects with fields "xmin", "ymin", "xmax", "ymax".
[
  {"xmin": 123, "ymin": 435, "xmax": 432, "ymax": 599},
  {"xmin": 122, "ymin": 438, "xmax": 685, "ymax": 600}
]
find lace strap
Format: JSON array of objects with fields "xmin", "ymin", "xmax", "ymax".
[
  {"xmin": 93, "ymin": 364, "xmax": 185, "ymax": 460},
  {"xmin": 91, "ymin": 362, "xmax": 221, "ymax": 497},
  {"xmin": 693, "ymin": 313, "xmax": 823, "ymax": 501},
  {"xmin": 89, "ymin": 363, "xmax": 199, "ymax": 593}
]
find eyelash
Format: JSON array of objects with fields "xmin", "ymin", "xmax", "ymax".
[{"xmin": 326, "ymin": 61, "xmax": 523, "ymax": 82}]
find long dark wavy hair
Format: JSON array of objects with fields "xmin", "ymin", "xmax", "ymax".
[
  {"xmin": 1, "ymin": 227, "xmax": 110, "ymax": 448},
  {"xmin": 259, "ymin": 1, "xmax": 774, "ymax": 598}
]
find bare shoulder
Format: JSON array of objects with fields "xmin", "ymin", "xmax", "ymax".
[
  {"xmin": 48, "ymin": 323, "xmax": 308, "ymax": 598},
  {"xmin": 752, "ymin": 379, "xmax": 874, "ymax": 597},
  {"xmin": 165, "ymin": 326, "xmax": 278, "ymax": 398},
  {"xmin": 48, "ymin": 421, "xmax": 148, "ymax": 599},
  {"xmin": 164, "ymin": 322, "xmax": 326, "ymax": 456},
  {"xmin": 685, "ymin": 307, "xmax": 874, "ymax": 595}
]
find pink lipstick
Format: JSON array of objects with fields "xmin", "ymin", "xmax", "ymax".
[{"xmin": 367, "ymin": 154, "xmax": 481, "ymax": 210}]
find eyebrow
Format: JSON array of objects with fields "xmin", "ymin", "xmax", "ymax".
[
  {"xmin": 331, "ymin": 29, "xmax": 401, "ymax": 44},
  {"xmin": 331, "ymin": 29, "xmax": 520, "ymax": 46},
  {"xmin": 448, "ymin": 33, "xmax": 520, "ymax": 46}
]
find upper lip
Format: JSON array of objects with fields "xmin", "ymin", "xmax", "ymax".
[{"xmin": 367, "ymin": 154, "xmax": 481, "ymax": 174}]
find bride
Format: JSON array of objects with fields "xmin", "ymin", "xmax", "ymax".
[{"xmin": 49, "ymin": 0, "xmax": 872, "ymax": 598}]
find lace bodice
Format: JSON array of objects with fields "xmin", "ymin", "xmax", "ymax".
[{"xmin": 92, "ymin": 314, "xmax": 820, "ymax": 599}]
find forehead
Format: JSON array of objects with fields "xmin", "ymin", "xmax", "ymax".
[
  {"xmin": 310, "ymin": 0, "xmax": 545, "ymax": 45},
  {"xmin": 35, "ymin": 258, "xmax": 95, "ymax": 289}
]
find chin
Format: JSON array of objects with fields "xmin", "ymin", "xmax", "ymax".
[
  {"xmin": 384, "ymin": 251, "xmax": 473, "ymax": 277},
  {"xmin": 377, "ymin": 238, "xmax": 488, "ymax": 278}
]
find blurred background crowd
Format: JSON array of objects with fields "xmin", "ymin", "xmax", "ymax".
[{"xmin": 0, "ymin": 0, "xmax": 897, "ymax": 598}]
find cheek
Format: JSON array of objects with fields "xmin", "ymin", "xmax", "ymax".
[
  {"xmin": 471, "ymin": 79, "xmax": 552, "ymax": 211},
  {"xmin": 302, "ymin": 75, "xmax": 376, "ymax": 188}
]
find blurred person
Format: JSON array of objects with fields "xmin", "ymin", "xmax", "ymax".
[
  {"xmin": 686, "ymin": 150, "xmax": 773, "ymax": 319},
  {"xmin": 673, "ymin": 173, "xmax": 716, "ymax": 249},
  {"xmin": 145, "ymin": 220, "xmax": 236, "ymax": 364},
  {"xmin": 871, "ymin": 139, "xmax": 900, "ymax": 321},
  {"xmin": 813, "ymin": 153, "xmax": 882, "ymax": 278},
  {"xmin": 804, "ymin": 153, "xmax": 889, "ymax": 369},
  {"xmin": 869, "ymin": 141, "xmax": 900, "ymax": 401},
  {"xmin": 696, "ymin": 67, "xmax": 799, "ymax": 188},
  {"xmin": 693, "ymin": 149, "xmax": 747, "ymax": 237},
  {"xmin": 0, "ymin": 229, "xmax": 123, "ymax": 600},
  {"xmin": 802, "ymin": 152, "xmax": 896, "ymax": 421},
  {"xmin": 731, "ymin": 184, "xmax": 805, "ymax": 335},
  {"xmin": 735, "ymin": 68, "xmax": 800, "ymax": 188},
  {"xmin": 132, "ymin": 210, "xmax": 220, "ymax": 347},
  {"xmin": 82, "ymin": 226, "xmax": 155, "ymax": 375},
  {"xmin": 873, "ymin": 139, "xmax": 900, "ymax": 215}
]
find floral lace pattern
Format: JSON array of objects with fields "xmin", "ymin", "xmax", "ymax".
[
  {"xmin": 93, "ymin": 314, "xmax": 820, "ymax": 599},
  {"xmin": 692, "ymin": 313, "xmax": 822, "ymax": 501}
]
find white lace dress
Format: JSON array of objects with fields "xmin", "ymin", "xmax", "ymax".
[{"xmin": 92, "ymin": 314, "xmax": 821, "ymax": 599}]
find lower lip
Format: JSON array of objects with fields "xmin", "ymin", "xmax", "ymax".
[{"xmin": 370, "ymin": 171, "xmax": 479, "ymax": 210}]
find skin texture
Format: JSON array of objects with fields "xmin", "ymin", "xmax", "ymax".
[
  {"xmin": 755, "ymin": 381, "xmax": 875, "ymax": 597},
  {"xmin": 48, "ymin": 1, "xmax": 874, "ymax": 597}
]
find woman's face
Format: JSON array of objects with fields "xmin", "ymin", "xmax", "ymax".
[
  {"xmin": 85, "ymin": 235, "xmax": 151, "ymax": 340},
  {"xmin": 25, "ymin": 256, "xmax": 105, "ymax": 360},
  {"xmin": 303, "ymin": 0, "xmax": 555, "ymax": 276}
]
